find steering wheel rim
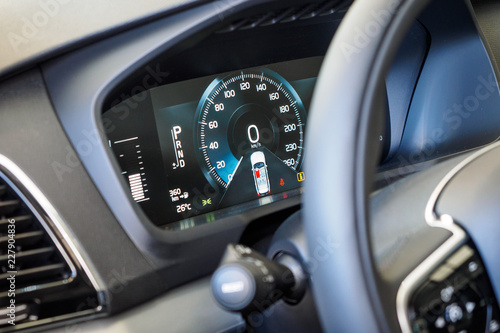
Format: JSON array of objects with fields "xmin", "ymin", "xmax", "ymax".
[{"xmin": 304, "ymin": 0, "xmax": 432, "ymax": 331}]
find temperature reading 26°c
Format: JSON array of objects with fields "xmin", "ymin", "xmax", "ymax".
[
  {"xmin": 195, "ymin": 69, "xmax": 306, "ymax": 194},
  {"xmin": 176, "ymin": 203, "xmax": 192, "ymax": 213}
]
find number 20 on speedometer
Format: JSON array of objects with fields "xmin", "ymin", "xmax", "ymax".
[{"xmin": 194, "ymin": 69, "xmax": 306, "ymax": 193}]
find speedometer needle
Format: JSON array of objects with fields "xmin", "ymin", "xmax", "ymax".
[{"xmin": 226, "ymin": 156, "xmax": 243, "ymax": 187}]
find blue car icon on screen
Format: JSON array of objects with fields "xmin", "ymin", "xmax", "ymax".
[{"xmin": 250, "ymin": 151, "xmax": 271, "ymax": 196}]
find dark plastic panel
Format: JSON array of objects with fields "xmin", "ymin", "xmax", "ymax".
[
  {"xmin": 397, "ymin": 0, "xmax": 500, "ymax": 165},
  {"xmin": 385, "ymin": 21, "xmax": 428, "ymax": 160}
]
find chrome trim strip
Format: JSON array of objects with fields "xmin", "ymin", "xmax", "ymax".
[
  {"xmin": 396, "ymin": 141, "xmax": 500, "ymax": 332},
  {"xmin": 0, "ymin": 154, "xmax": 106, "ymax": 307},
  {"xmin": 0, "ymin": 170, "xmax": 78, "ymax": 296}
]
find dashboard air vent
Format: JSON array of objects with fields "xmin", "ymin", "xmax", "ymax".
[
  {"xmin": 0, "ymin": 160, "xmax": 102, "ymax": 332},
  {"xmin": 0, "ymin": 177, "xmax": 74, "ymax": 327},
  {"xmin": 0, "ymin": 177, "xmax": 73, "ymax": 293},
  {"xmin": 216, "ymin": 0, "xmax": 352, "ymax": 33}
]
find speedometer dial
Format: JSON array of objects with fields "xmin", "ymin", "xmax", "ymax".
[{"xmin": 195, "ymin": 69, "xmax": 306, "ymax": 191}]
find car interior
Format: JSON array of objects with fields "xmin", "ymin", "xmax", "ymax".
[{"xmin": 1, "ymin": 0, "xmax": 500, "ymax": 332}]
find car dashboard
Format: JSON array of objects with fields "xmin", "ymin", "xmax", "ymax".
[{"xmin": 0, "ymin": 0, "xmax": 500, "ymax": 332}]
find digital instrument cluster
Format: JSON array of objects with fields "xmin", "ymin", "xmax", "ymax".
[{"xmin": 103, "ymin": 57, "xmax": 322, "ymax": 229}]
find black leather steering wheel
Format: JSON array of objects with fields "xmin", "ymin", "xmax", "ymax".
[{"xmin": 303, "ymin": 0, "xmax": 500, "ymax": 332}]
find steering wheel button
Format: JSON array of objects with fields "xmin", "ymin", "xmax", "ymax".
[
  {"xmin": 468, "ymin": 261, "xmax": 478, "ymax": 273},
  {"xmin": 490, "ymin": 320, "xmax": 500, "ymax": 332},
  {"xmin": 440, "ymin": 286, "xmax": 454, "ymax": 303},
  {"xmin": 446, "ymin": 303, "xmax": 463, "ymax": 323},
  {"xmin": 465, "ymin": 302, "xmax": 476, "ymax": 313},
  {"xmin": 435, "ymin": 316, "xmax": 446, "ymax": 328}
]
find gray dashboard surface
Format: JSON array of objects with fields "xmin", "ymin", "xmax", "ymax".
[
  {"xmin": 47, "ymin": 278, "xmax": 243, "ymax": 333},
  {"xmin": 0, "ymin": 0, "xmax": 203, "ymax": 79}
]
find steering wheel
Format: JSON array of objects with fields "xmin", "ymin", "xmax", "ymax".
[{"xmin": 304, "ymin": 0, "xmax": 500, "ymax": 332}]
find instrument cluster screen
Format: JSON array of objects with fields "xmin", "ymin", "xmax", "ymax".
[{"xmin": 103, "ymin": 57, "xmax": 322, "ymax": 229}]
